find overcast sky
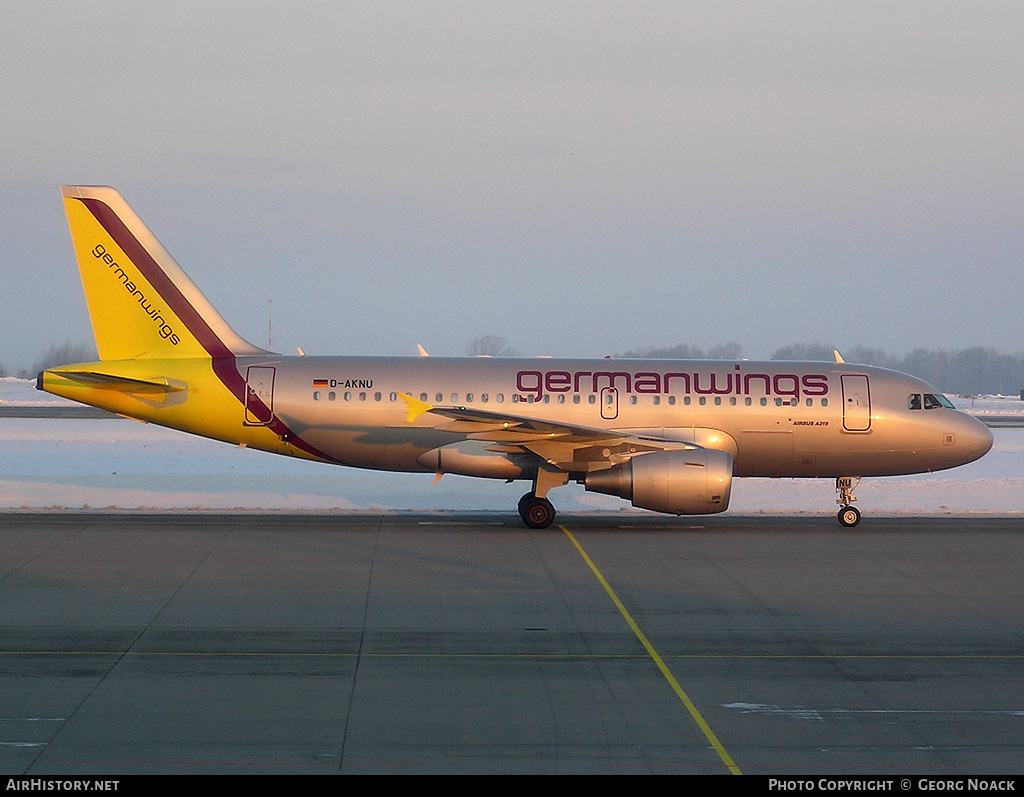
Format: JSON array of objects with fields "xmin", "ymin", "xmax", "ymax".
[{"xmin": 2, "ymin": 2, "xmax": 1022, "ymax": 370}]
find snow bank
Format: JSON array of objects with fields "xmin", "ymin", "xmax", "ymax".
[{"xmin": 1, "ymin": 417, "xmax": 1022, "ymax": 514}]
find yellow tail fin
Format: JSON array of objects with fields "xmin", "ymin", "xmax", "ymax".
[{"xmin": 61, "ymin": 186, "xmax": 265, "ymax": 361}]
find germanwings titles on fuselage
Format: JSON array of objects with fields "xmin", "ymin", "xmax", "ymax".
[{"xmin": 512, "ymin": 366, "xmax": 828, "ymax": 400}]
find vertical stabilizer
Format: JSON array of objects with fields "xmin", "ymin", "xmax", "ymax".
[{"xmin": 60, "ymin": 185, "xmax": 266, "ymax": 361}]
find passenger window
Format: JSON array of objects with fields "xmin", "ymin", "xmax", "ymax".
[
  {"xmin": 313, "ymin": 391, "xmax": 320, "ymax": 401},
  {"xmin": 329, "ymin": 391, "xmax": 336, "ymax": 401}
]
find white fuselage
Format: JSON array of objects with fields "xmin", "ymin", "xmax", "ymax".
[{"xmin": 242, "ymin": 356, "xmax": 993, "ymax": 480}]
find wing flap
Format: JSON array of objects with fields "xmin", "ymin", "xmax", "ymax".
[{"xmin": 396, "ymin": 393, "xmax": 702, "ymax": 472}]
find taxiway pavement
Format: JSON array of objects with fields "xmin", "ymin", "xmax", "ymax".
[{"xmin": 1, "ymin": 512, "xmax": 1022, "ymax": 775}]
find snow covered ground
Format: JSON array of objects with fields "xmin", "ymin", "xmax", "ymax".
[
  {"xmin": 0, "ymin": 377, "xmax": 71, "ymax": 405},
  {"xmin": 2, "ymin": 378, "xmax": 1021, "ymax": 515}
]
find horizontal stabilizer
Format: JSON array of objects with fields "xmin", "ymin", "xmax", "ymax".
[{"xmin": 55, "ymin": 370, "xmax": 187, "ymax": 395}]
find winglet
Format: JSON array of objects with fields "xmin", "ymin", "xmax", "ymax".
[
  {"xmin": 417, "ymin": 344, "xmax": 429, "ymax": 357},
  {"xmin": 833, "ymin": 349, "xmax": 845, "ymax": 363},
  {"xmin": 397, "ymin": 392, "xmax": 433, "ymax": 423}
]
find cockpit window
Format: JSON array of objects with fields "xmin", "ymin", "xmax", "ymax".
[
  {"xmin": 924, "ymin": 393, "xmax": 954, "ymax": 410},
  {"xmin": 909, "ymin": 392, "xmax": 955, "ymax": 410}
]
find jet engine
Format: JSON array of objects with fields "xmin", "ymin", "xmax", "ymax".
[{"xmin": 584, "ymin": 449, "xmax": 733, "ymax": 515}]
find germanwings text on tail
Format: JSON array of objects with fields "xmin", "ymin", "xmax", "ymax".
[{"xmin": 40, "ymin": 186, "xmax": 993, "ymax": 528}]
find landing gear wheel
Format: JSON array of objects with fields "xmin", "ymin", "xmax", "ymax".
[
  {"xmin": 519, "ymin": 495, "xmax": 556, "ymax": 529},
  {"xmin": 835, "ymin": 476, "xmax": 862, "ymax": 528},
  {"xmin": 517, "ymin": 492, "xmax": 533, "ymax": 516},
  {"xmin": 837, "ymin": 505, "xmax": 861, "ymax": 528}
]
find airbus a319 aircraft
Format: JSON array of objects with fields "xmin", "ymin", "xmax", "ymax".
[{"xmin": 39, "ymin": 186, "xmax": 993, "ymax": 528}]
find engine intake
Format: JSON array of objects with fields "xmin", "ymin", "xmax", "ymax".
[{"xmin": 584, "ymin": 449, "xmax": 733, "ymax": 515}]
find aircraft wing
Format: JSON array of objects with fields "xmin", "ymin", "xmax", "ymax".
[{"xmin": 398, "ymin": 393, "xmax": 699, "ymax": 472}]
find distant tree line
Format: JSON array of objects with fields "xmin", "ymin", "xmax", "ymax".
[
  {"xmin": 619, "ymin": 342, "xmax": 1024, "ymax": 395},
  {"xmin": 620, "ymin": 342, "xmax": 744, "ymax": 360},
  {"xmin": 3, "ymin": 342, "xmax": 98, "ymax": 380},
  {"xmin": 770, "ymin": 343, "xmax": 1024, "ymax": 395},
  {"xmin": 5, "ymin": 337, "xmax": 1022, "ymax": 395}
]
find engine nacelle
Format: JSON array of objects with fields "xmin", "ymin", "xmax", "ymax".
[{"xmin": 584, "ymin": 449, "xmax": 733, "ymax": 515}]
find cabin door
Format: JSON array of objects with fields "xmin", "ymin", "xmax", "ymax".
[
  {"xmin": 600, "ymin": 387, "xmax": 619, "ymax": 420},
  {"xmin": 841, "ymin": 374, "xmax": 871, "ymax": 432},
  {"xmin": 245, "ymin": 366, "xmax": 276, "ymax": 425}
]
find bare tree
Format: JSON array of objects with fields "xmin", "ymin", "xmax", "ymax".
[
  {"xmin": 620, "ymin": 342, "xmax": 743, "ymax": 360},
  {"xmin": 705, "ymin": 342, "xmax": 744, "ymax": 360},
  {"xmin": 466, "ymin": 335, "xmax": 519, "ymax": 357},
  {"xmin": 25, "ymin": 342, "xmax": 98, "ymax": 376},
  {"xmin": 770, "ymin": 342, "xmax": 836, "ymax": 362}
]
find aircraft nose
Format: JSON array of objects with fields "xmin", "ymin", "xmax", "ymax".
[{"xmin": 960, "ymin": 415, "xmax": 994, "ymax": 462}]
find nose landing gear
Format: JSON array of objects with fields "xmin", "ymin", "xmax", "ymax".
[{"xmin": 836, "ymin": 476, "xmax": 862, "ymax": 527}]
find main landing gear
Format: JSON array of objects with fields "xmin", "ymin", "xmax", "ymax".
[
  {"xmin": 836, "ymin": 476, "xmax": 862, "ymax": 527},
  {"xmin": 518, "ymin": 492, "xmax": 556, "ymax": 529},
  {"xmin": 517, "ymin": 466, "xmax": 567, "ymax": 529}
]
